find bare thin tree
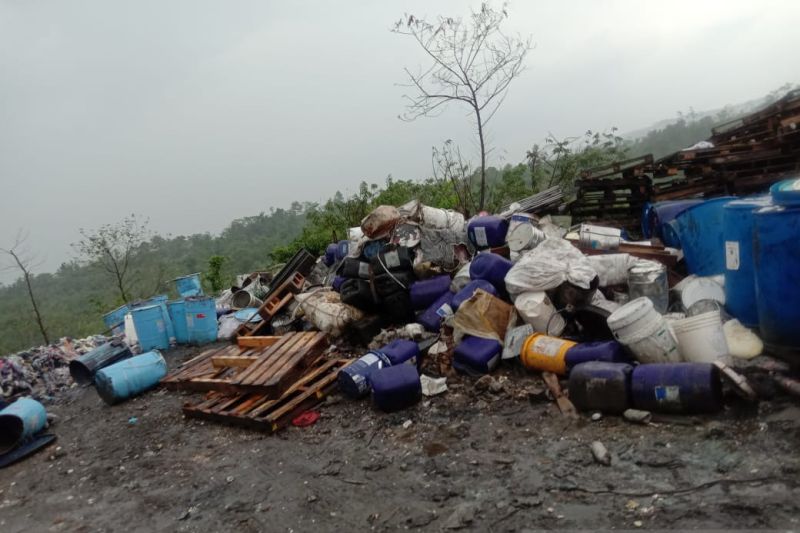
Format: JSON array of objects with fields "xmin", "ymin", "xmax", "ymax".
[
  {"xmin": 393, "ymin": 2, "xmax": 531, "ymax": 211},
  {"xmin": 73, "ymin": 214, "xmax": 151, "ymax": 302},
  {"xmin": 1, "ymin": 231, "xmax": 49, "ymax": 345},
  {"xmin": 432, "ymin": 140, "xmax": 477, "ymax": 216}
]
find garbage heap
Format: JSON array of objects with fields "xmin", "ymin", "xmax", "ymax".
[{"xmin": 0, "ymin": 335, "xmax": 108, "ymax": 402}]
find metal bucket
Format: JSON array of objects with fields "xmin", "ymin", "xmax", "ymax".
[{"xmin": 231, "ymin": 290, "xmax": 263, "ymax": 310}]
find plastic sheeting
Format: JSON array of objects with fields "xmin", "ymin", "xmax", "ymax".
[{"xmin": 504, "ymin": 238, "xmax": 597, "ymax": 295}]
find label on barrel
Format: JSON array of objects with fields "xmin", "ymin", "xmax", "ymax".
[
  {"xmin": 473, "ymin": 226, "xmax": 488, "ymax": 247},
  {"xmin": 358, "ymin": 262, "xmax": 370, "ymax": 278},
  {"xmin": 532, "ymin": 336, "xmax": 564, "ymax": 357},
  {"xmin": 725, "ymin": 241, "xmax": 740, "ymax": 271},
  {"xmin": 654, "ymin": 385, "xmax": 680, "ymax": 405},
  {"xmin": 436, "ymin": 303, "xmax": 454, "ymax": 318},
  {"xmin": 384, "ymin": 250, "xmax": 400, "ymax": 269}
]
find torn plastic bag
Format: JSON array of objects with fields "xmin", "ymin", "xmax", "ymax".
[
  {"xmin": 504, "ymin": 238, "xmax": 597, "ymax": 296},
  {"xmin": 453, "ymin": 289, "xmax": 515, "ymax": 342},
  {"xmin": 294, "ymin": 289, "xmax": 365, "ymax": 337},
  {"xmin": 415, "ymin": 226, "xmax": 469, "ymax": 272},
  {"xmin": 217, "ymin": 314, "xmax": 240, "ymax": 340},
  {"xmin": 361, "ymin": 206, "xmax": 402, "ymax": 239}
]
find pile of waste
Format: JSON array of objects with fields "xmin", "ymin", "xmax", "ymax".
[{"xmin": 0, "ymin": 335, "xmax": 108, "ymax": 401}]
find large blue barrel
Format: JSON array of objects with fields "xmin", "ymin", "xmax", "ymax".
[
  {"xmin": 642, "ymin": 200, "xmax": 704, "ymax": 241},
  {"xmin": 723, "ymin": 196, "xmax": 772, "ymax": 327},
  {"xmin": 131, "ymin": 305, "xmax": 169, "ymax": 351},
  {"xmin": 631, "ymin": 363, "xmax": 722, "ymax": 414},
  {"xmin": 469, "ymin": 252, "xmax": 513, "ymax": 291},
  {"xmin": 409, "ymin": 275, "xmax": 452, "ymax": 310},
  {"xmin": 770, "ymin": 177, "xmax": 800, "ymax": 206},
  {"xmin": 674, "ymin": 197, "xmax": 735, "ymax": 276},
  {"xmin": 94, "ymin": 350, "xmax": 167, "ymax": 405},
  {"xmin": 0, "ymin": 397, "xmax": 47, "ymax": 454},
  {"xmin": 69, "ymin": 340, "xmax": 132, "ymax": 385},
  {"xmin": 754, "ymin": 205, "xmax": 800, "ymax": 352},
  {"xmin": 468, "ymin": 216, "xmax": 509, "ymax": 249},
  {"xmin": 174, "ymin": 273, "xmax": 202, "ymax": 298},
  {"xmin": 568, "ymin": 362, "xmax": 633, "ymax": 414},
  {"xmin": 167, "ymin": 299, "xmax": 189, "ymax": 344},
  {"xmin": 102, "ymin": 304, "xmax": 129, "ymax": 335},
  {"xmin": 185, "ymin": 296, "xmax": 218, "ymax": 345}
]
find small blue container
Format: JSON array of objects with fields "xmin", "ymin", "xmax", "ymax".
[
  {"xmin": 568, "ymin": 362, "xmax": 633, "ymax": 414},
  {"xmin": 451, "ymin": 279, "xmax": 497, "ymax": 311},
  {"xmin": 469, "ymin": 253, "xmax": 512, "ymax": 291},
  {"xmin": 338, "ymin": 351, "xmax": 391, "ymax": 399},
  {"xmin": 94, "ymin": 350, "xmax": 168, "ymax": 405},
  {"xmin": 417, "ymin": 291, "xmax": 454, "ymax": 332},
  {"xmin": 453, "ymin": 336, "xmax": 502, "ymax": 375},
  {"xmin": 409, "ymin": 275, "xmax": 452, "ymax": 310},
  {"xmin": 723, "ymin": 196, "xmax": 772, "ymax": 327},
  {"xmin": 468, "ymin": 216, "xmax": 509, "ymax": 249},
  {"xmin": 674, "ymin": 197, "xmax": 735, "ymax": 276},
  {"xmin": 379, "ymin": 339, "xmax": 420, "ymax": 367},
  {"xmin": 185, "ymin": 296, "xmax": 218, "ymax": 345},
  {"xmin": 167, "ymin": 299, "xmax": 189, "ymax": 344},
  {"xmin": 370, "ymin": 365, "xmax": 422, "ymax": 412},
  {"xmin": 174, "ymin": 273, "xmax": 203, "ymax": 298},
  {"xmin": 754, "ymin": 205, "xmax": 800, "ymax": 351},
  {"xmin": 565, "ymin": 341, "xmax": 630, "ymax": 369},
  {"xmin": 332, "ymin": 275, "xmax": 346, "ymax": 292},
  {"xmin": 362, "ymin": 240, "xmax": 387, "ymax": 260},
  {"xmin": 131, "ymin": 305, "xmax": 170, "ymax": 351},
  {"xmin": 631, "ymin": 363, "xmax": 722, "ymax": 414},
  {"xmin": 103, "ymin": 304, "xmax": 129, "ymax": 335},
  {"xmin": 335, "ymin": 240, "xmax": 350, "ymax": 261},
  {"xmin": 324, "ymin": 243, "xmax": 338, "ymax": 266},
  {"xmin": 0, "ymin": 397, "xmax": 47, "ymax": 454}
]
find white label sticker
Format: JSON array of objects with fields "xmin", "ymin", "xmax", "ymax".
[
  {"xmin": 358, "ymin": 262, "xmax": 370, "ymax": 278},
  {"xmin": 473, "ymin": 226, "xmax": 489, "ymax": 247},
  {"xmin": 532, "ymin": 337, "xmax": 565, "ymax": 357},
  {"xmin": 725, "ymin": 241, "xmax": 740, "ymax": 271},
  {"xmin": 436, "ymin": 303, "xmax": 454, "ymax": 318},
  {"xmin": 384, "ymin": 250, "xmax": 400, "ymax": 269},
  {"xmin": 655, "ymin": 385, "xmax": 681, "ymax": 405}
]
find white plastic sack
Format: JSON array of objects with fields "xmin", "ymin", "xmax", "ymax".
[
  {"xmin": 399, "ymin": 200, "xmax": 466, "ymax": 233},
  {"xmin": 294, "ymin": 289, "xmax": 364, "ymax": 337},
  {"xmin": 588, "ymin": 253, "xmax": 635, "ymax": 287},
  {"xmin": 504, "ymin": 238, "xmax": 597, "ymax": 296},
  {"xmin": 217, "ymin": 314, "xmax": 240, "ymax": 340}
]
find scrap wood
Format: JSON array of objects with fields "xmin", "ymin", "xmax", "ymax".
[
  {"xmin": 182, "ymin": 357, "xmax": 351, "ymax": 433},
  {"xmin": 237, "ymin": 336, "xmax": 282, "ymax": 349},
  {"xmin": 541, "ymin": 372, "xmax": 578, "ymax": 418},
  {"xmin": 235, "ymin": 272, "xmax": 306, "ymax": 338}
]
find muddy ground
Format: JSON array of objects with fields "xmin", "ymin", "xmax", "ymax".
[{"xmin": 1, "ymin": 343, "xmax": 799, "ymax": 532}]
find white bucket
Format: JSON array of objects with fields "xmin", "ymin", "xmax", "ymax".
[
  {"xmin": 607, "ymin": 297, "xmax": 681, "ymax": 364},
  {"xmin": 579, "ymin": 224, "xmax": 621, "ymax": 251},
  {"xmin": 515, "ymin": 291, "xmax": 565, "ymax": 335},
  {"xmin": 677, "ymin": 276, "xmax": 725, "ymax": 310},
  {"xmin": 672, "ymin": 310, "xmax": 730, "ymax": 363}
]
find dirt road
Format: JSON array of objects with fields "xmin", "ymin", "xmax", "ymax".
[{"xmin": 1, "ymin": 345, "xmax": 799, "ymax": 532}]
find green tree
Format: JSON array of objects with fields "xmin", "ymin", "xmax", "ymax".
[{"xmin": 205, "ymin": 255, "xmax": 228, "ymax": 293}]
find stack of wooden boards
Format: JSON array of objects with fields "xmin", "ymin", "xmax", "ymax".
[{"xmin": 161, "ymin": 332, "xmax": 350, "ymax": 432}]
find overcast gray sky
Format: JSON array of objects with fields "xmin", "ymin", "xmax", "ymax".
[{"xmin": 1, "ymin": 0, "xmax": 797, "ymax": 281}]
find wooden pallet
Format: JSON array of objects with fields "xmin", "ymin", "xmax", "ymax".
[
  {"xmin": 162, "ymin": 331, "xmax": 328, "ymax": 397},
  {"xmin": 235, "ymin": 272, "xmax": 306, "ymax": 338},
  {"xmin": 182, "ymin": 357, "xmax": 350, "ymax": 433}
]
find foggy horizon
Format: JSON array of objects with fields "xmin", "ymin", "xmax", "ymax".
[{"xmin": 2, "ymin": 0, "xmax": 798, "ymax": 283}]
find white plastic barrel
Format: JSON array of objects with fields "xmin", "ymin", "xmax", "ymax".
[
  {"xmin": 672, "ymin": 310, "xmax": 730, "ymax": 363},
  {"xmin": 607, "ymin": 297, "xmax": 681, "ymax": 364}
]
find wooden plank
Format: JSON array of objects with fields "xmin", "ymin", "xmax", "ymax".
[
  {"xmin": 211, "ymin": 355, "xmax": 259, "ymax": 369},
  {"xmin": 237, "ymin": 336, "xmax": 282, "ymax": 349}
]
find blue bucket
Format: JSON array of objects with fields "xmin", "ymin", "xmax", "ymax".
[
  {"xmin": 94, "ymin": 350, "xmax": 167, "ymax": 405},
  {"xmin": 754, "ymin": 205, "xmax": 800, "ymax": 352},
  {"xmin": 185, "ymin": 296, "xmax": 218, "ymax": 345},
  {"xmin": 0, "ymin": 397, "xmax": 47, "ymax": 454},
  {"xmin": 674, "ymin": 197, "xmax": 735, "ymax": 276},
  {"xmin": 174, "ymin": 273, "xmax": 202, "ymax": 298},
  {"xmin": 102, "ymin": 304, "xmax": 129, "ymax": 335},
  {"xmin": 723, "ymin": 196, "xmax": 772, "ymax": 327},
  {"xmin": 131, "ymin": 305, "xmax": 170, "ymax": 351},
  {"xmin": 167, "ymin": 299, "xmax": 189, "ymax": 344}
]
